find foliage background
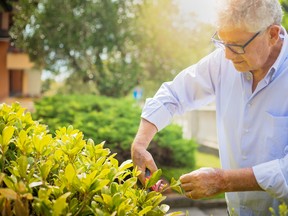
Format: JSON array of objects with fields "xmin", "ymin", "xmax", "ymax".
[
  {"xmin": 10, "ymin": 0, "xmax": 214, "ymax": 98},
  {"xmin": 280, "ymin": 0, "xmax": 288, "ymax": 29},
  {"xmin": 10, "ymin": 0, "xmax": 288, "ymax": 98},
  {"xmin": 32, "ymin": 95, "xmax": 197, "ymax": 172}
]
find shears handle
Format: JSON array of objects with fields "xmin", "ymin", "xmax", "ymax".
[{"xmin": 145, "ymin": 168, "xmax": 163, "ymax": 192}]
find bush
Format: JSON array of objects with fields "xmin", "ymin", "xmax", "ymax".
[
  {"xmin": 0, "ymin": 102, "xmax": 183, "ymax": 215},
  {"xmin": 33, "ymin": 95, "xmax": 196, "ymax": 169}
]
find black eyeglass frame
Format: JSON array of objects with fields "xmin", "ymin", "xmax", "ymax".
[{"xmin": 211, "ymin": 31, "xmax": 262, "ymax": 54}]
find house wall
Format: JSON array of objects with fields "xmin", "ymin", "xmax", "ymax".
[
  {"xmin": 24, "ymin": 69, "xmax": 42, "ymax": 97},
  {"xmin": 9, "ymin": 69, "xmax": 23, "ymax": 96},
  {"xmin": 0, "ymin": 41, "xmax": 9, "ymax": 99},
  {"xmin": 173, "ymin": 105, "xmax": 218, "ymax": 149},
  {"xmin": 7, "ymin": 53, "xmax": 34, "ymax": 69},
  {"xmin": 7, "ymin": 52, "xmax": 41, "ymax": 97}
]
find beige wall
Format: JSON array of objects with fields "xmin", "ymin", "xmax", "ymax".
[
  {"xmin": 24, "ymin": 69, "xmax": 42, "ymax": 97},
  {"xmin": 7, "ymin": 53, "xmax": 41, "ymax": 97},
  {"xmin": 7, "ymin": 53, "xmax": 34, "ymax": 69},
  {"xmin": 173, "ymin": 105, "xmax": 218, "ymax": 149}
]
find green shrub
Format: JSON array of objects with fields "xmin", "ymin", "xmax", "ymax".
[
  {"xmin": 152, "ymin": 125, "xmax": 196, "ymax": 168},
  {"xmin": 270, "ymin": 202, "xmax": 288, "ymax": 216},
  {"xmin": 33, "ymin": 95, "xmax": 196, "ymax": 169},
  {"xmin": 0, "ymin": 102, "xmax": 183, "ymax": 215}
]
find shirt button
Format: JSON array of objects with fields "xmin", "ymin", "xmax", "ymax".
[
  {"xmin": 242, "ymin": 155, "xmax": 247, "ymax": 160},
  {"xmin": 247, "ymin": 103, "xmax": 252, "ymax": 107},
  {"xmin": 245, "ymin": 129, "xmax": 249, "ymax": 133}
]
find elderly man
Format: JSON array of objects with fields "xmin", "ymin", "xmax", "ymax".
[{"xmin": 131, "ymin": 0, "xmax": 288, "ymax": 215}]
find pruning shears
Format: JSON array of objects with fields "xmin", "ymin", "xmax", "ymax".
[{"xmin": 145, "ymin": 168, "xmax": 164, "ymax": 192}]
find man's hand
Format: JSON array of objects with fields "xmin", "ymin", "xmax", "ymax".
[
  {"xmin": 131, "ymin": 118, "xmax": 158, "ymax": 184},
  {"xmin": 180, "ymin": 167, "xmax": 226, "ymax": 199},
  {"xmin": 180, "ymin": 167, "xmax": 263, "ymax": 199},
  {"xmin": 131, "ymin": 144, "xmax": 157, "ymax": 184}
]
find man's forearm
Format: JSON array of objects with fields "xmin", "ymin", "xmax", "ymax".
[
  {"xmin": 131, "ymin": 118, "xmax": 158, "ymax": 183},
  {"xmin": 223, "ymin": 168, "xmax": 263, "ymax": 192},
  {"xmin": 131, "ymin": 118, "xmax": 158, "ymax": 150}
]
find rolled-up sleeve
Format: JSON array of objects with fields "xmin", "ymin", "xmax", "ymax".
[
  {"xmin": 253, "ymin": 155, "xmax": 288, "ymax": 199},
  {"xmin": 141, "ymin": 98, "xmax": 173, "ymax": 131},
  {"xmin": 141, "ymin": 49, "xmax": 222, "ymax": 131}
]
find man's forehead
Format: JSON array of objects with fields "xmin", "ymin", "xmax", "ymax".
[{"xmin": 217, "ymin": 29, "xmax": 254, "ymax": 43}]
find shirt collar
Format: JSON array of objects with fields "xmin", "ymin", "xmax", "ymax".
[{"xmin": 264, "ymin": 26, "xmax": 288, "ymax": 83}]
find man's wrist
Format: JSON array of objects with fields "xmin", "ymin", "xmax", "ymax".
[{"xmin": 221, "ymin": 168, "xmax": 262, "ymax": 192}]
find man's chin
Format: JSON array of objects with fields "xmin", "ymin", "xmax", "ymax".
[{"xmin": 233, "ymin": 64, "xmax": 247, "ymax": 72}]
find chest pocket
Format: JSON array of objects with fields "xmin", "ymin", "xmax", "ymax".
[{"xmin": 265, "ymin": 112, "xmax": 288, "ymax": 159}]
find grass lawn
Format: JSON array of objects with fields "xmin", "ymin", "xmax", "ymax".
[
  {"xmin": 195, "ymin": 150, "xmax": 221, "ymax": 169},
  {"xmin": 162, "ymin": 149, "xmax": 221, "ymax": 180}
]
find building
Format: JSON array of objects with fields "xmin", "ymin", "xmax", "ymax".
[{"xmin": 0, "ymin": 0, "xmax": 41, "ymax": 101}]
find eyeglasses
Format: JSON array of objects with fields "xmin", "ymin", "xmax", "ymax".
[{"xmin": 211, "ymin": 31, "xmax": 261, "ymax": 54}]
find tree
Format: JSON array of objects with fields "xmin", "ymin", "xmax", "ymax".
[
  {"xmin": 11, "ymin": 0, "xmax": 142, "ymax": 97},
  {"xmin": 280, "ymin": 0, "xmax": 288, "ymax": 29},
  {"xmin": 135, "ymin": 0, "xmax": 214, "ymax": 96},
  {"xmin": 10, "ymin": 0, "xmax": 214, "ymax": 97}
]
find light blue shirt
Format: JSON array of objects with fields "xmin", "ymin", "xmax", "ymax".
[{"xmin": 141, "ymin": 27, "xmax": 288, "ymax": 215}]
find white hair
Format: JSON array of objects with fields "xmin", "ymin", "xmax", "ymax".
[{"xmin": 216, "ymin": 0, "xmax": 283, "ymax": 32}]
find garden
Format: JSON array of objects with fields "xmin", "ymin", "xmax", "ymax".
[
  {"xmin": 2, "ymin": 0, "xmax": 288, "ymax": 215},
  {"xmin": 0, "ymin": 101, "xmax": 188, "ymax": 215}
]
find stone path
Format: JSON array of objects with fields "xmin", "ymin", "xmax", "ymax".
[
  {"xmin": 169, "ymin": 206, "xmax": 227, "ymax": 216},
  {"xmin": 165, "ymin": 194, "xmax": 227, "ymax": 216}
]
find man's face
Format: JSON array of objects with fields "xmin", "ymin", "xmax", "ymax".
[{"xmin": 217, "ymin": 28, "xmax": 270, "ymax": 73}]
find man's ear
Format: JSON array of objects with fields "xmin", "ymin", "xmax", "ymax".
[{"xmin": 268, "ymin": 25, "xmax": 281, "ymax": 45}]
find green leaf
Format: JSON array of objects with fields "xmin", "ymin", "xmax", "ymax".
[
  {"xmin": 117, "ymin": 199, "xmax": 133, "ymax": 215},
  {"xmin": 102, "ymin": 194, "xmax": 112, "ymax": 207},
  {"xmin": 15, "ymin": 130, "xmax": 28, "ymax": 152},
  {"xmin": 92, "ymin": 179, "xmax": 110, "ymax": 193},
  {"xmin": 138, "ymin": 206, "xmax": 153, "ymax": 215},
  {"xmin": 110, "ymin": 182, "xmax": 118, "ymax": 194},
  {"xmin": 18, "ymin": 156, "xmax": 28, "ymax": 178},
  {"xmin": 64, "ymin": 163, "xmax": 76, "ymax": 185},
  {"xmin": 0, "ymin": 173, "xmax": 5, "ymax": 185},
  {"xmin": 122, "ymin": 177, "xmax": 137, "ymax": 192},
  {"xmin": 52, "ymin": 192, "xmax": 71, "ymax": 216},
  {"xmin": 93, "ymin": 195, "xmax": 103, "ymax": 204},
  {"xmin": 112, "ymin": 193, "xmax": 122, "ymax": 209},
  {"xmin": 169, "ymin": 178, "xmax": 184, "ymax": 194},
  {"xmin": 40, "ymin": 159, "xmax": 53, "ymax": 181},
  {"xmin": 33, "ymin": 134, "xmax": 53, "ymax": 154},
  {"xmin": 1, "ymin": 126, "xmax": 15, "ymax": 150},
  {"xmin": 145, "ymin": 169, "xmax": 162, "ymax": 189},
  {"xmin": 38, "ymin": 188, "xmax": 52, "ymax": 200},
  {"xmin": 3, "ymin": 176, "xmax": 16, "ymax": 190},
  {"xmin": 69, "ymin": 198, "xmax": 80, "ymax": 214},
  {"xmin": 118, "ymin": 159, "xmax": 133, "ymax": 172}
]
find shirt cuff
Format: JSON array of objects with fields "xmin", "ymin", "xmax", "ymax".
[
  {"xmin": 253, "ymin": 159, "xmax": 288, "ymax": 199},
  {"xmin": 141, "ymin": 98, "xmax": 173, "ymax": 131}
]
